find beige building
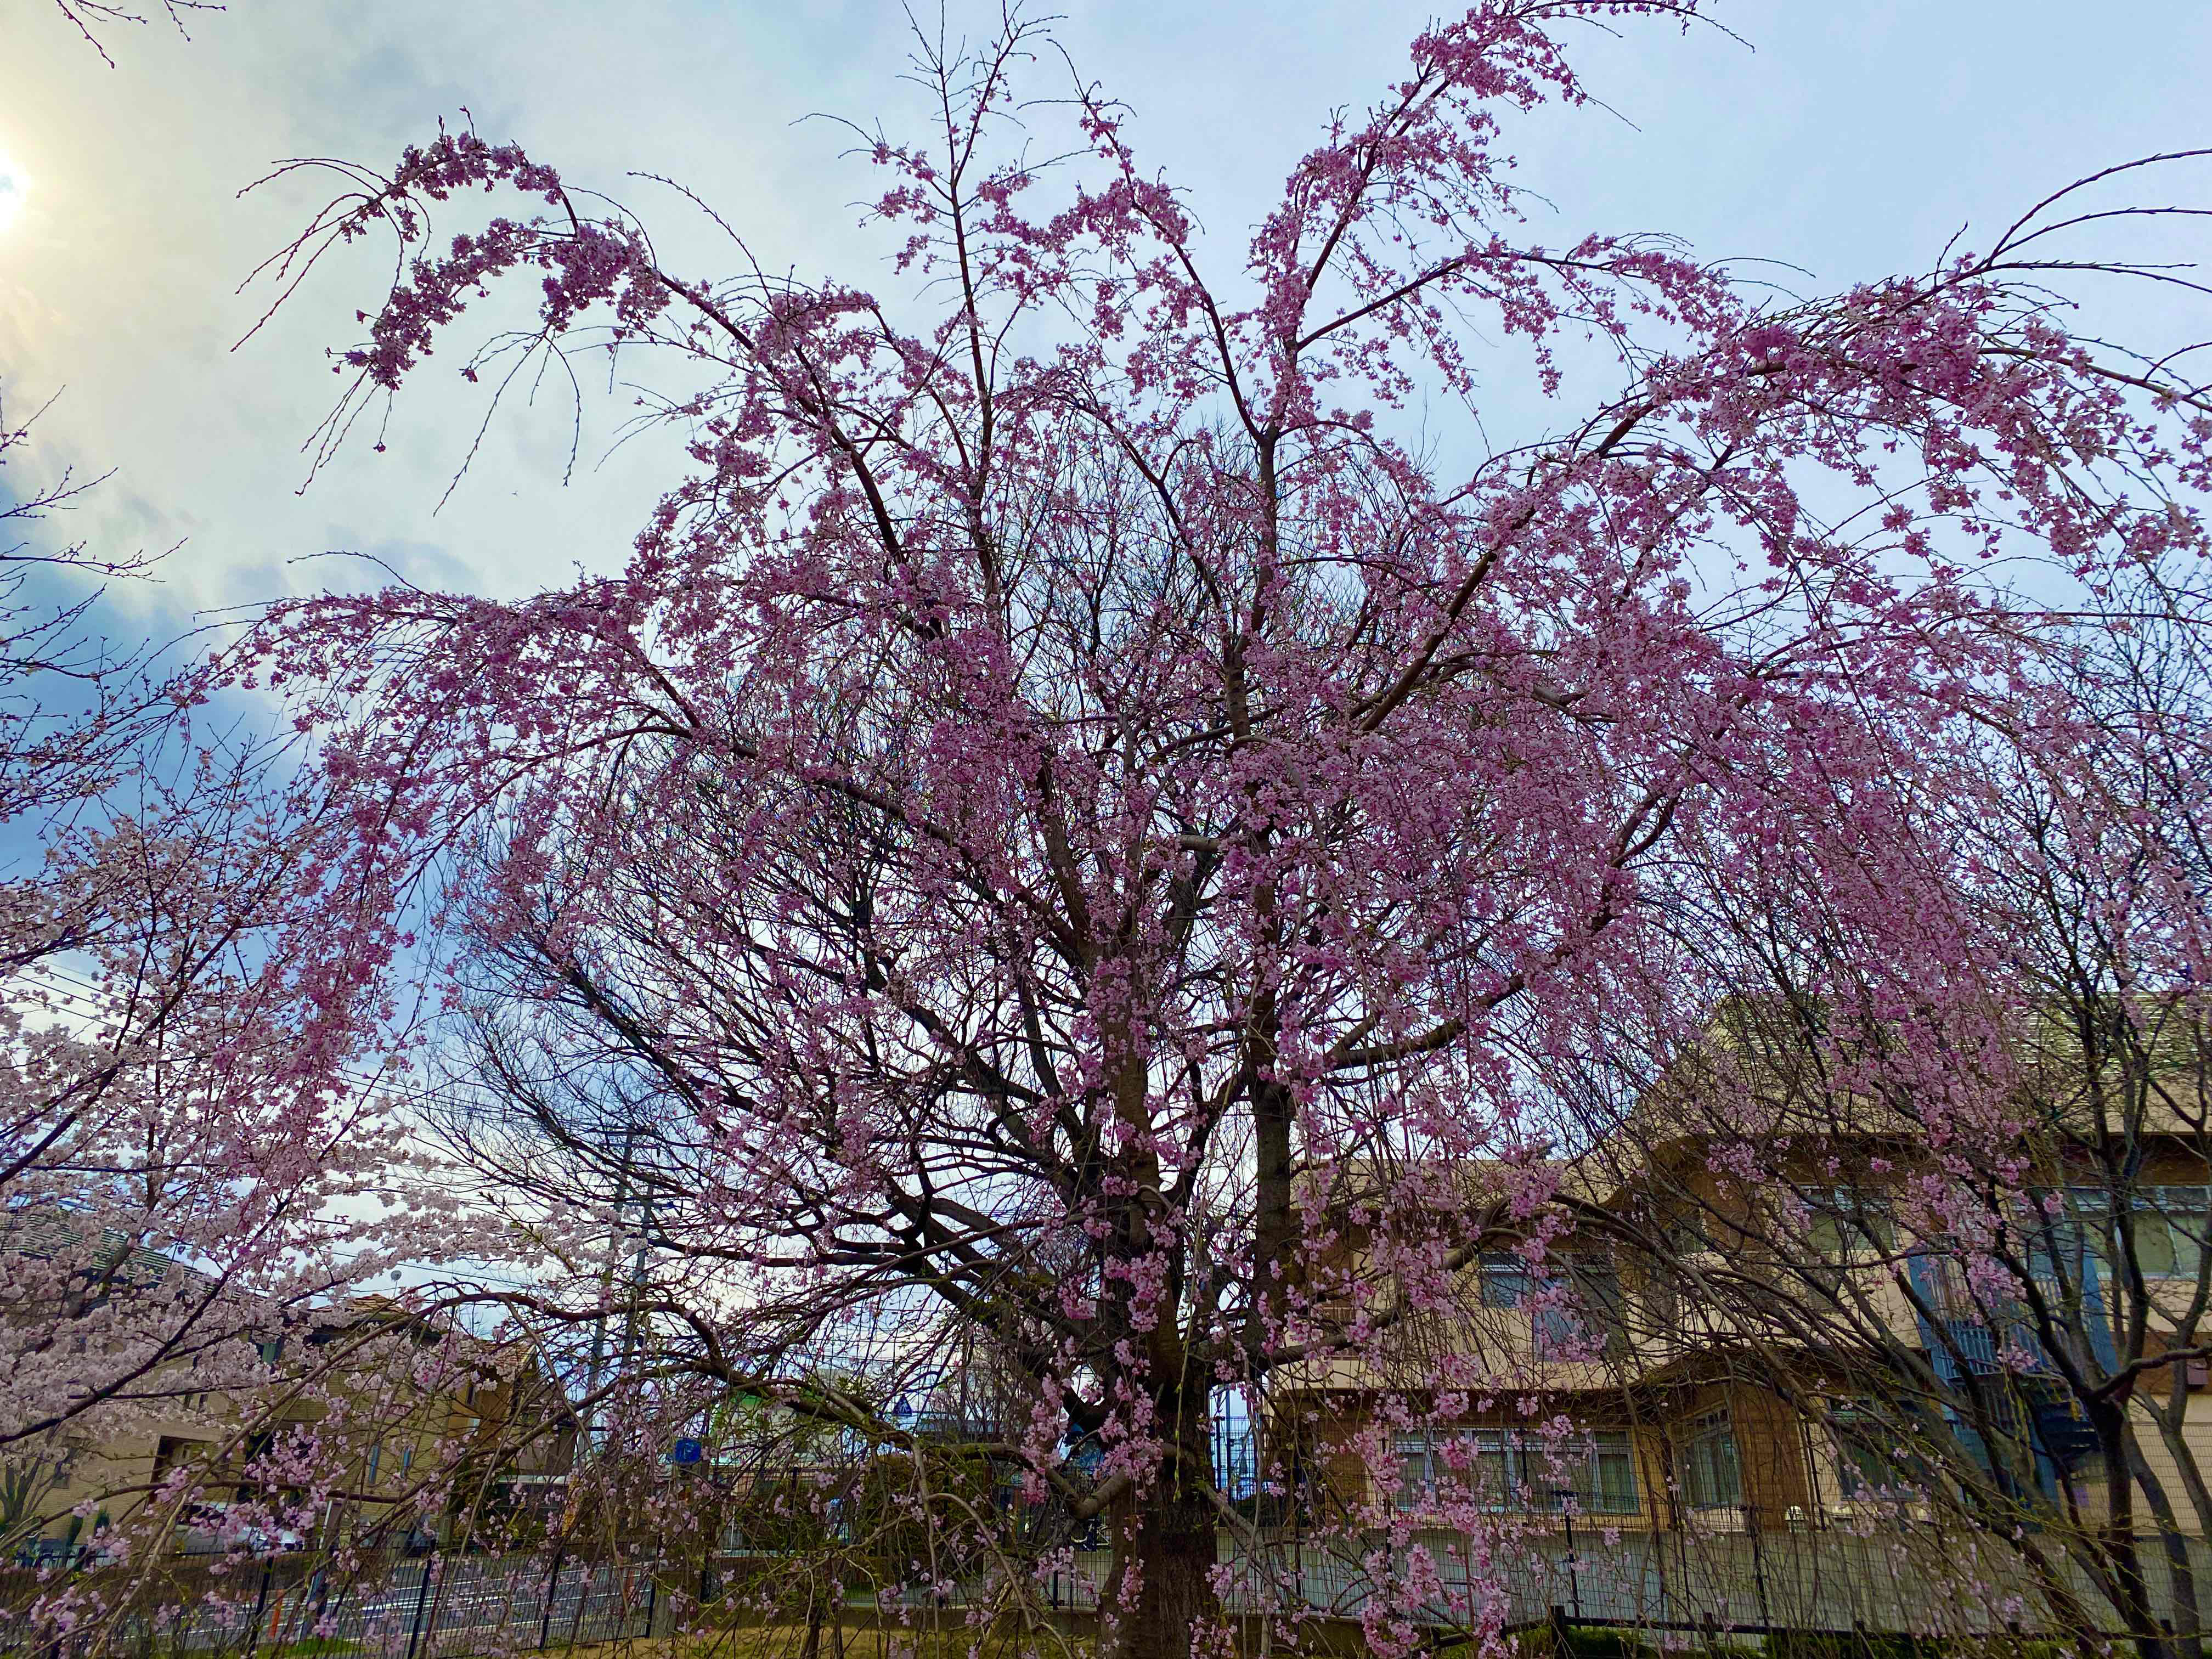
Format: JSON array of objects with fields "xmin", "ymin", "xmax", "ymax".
[
  {"xmin": 7, "ymin": 1266, "xmax": 576, "ymax": 1565},
  {"xmin": 1275, "ymin": 1100, "xmax": 2212, "ymax": 1542}
]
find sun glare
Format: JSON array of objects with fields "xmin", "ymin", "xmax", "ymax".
[{"xmin": 0, "ymin": 155, "xmax": 26, "ymax": 234}]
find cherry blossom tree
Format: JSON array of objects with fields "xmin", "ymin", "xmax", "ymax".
[
  {"xmin": 0, "ymin": 385, "xmax": 440, "ymax": 1593},
  {"xmin": 229, "ymin": 4, "xmax": 2209, "ymax": 1655},
  {"xmin": 0, "ymin": 15, "xmax": 538, "ymax": 1645}
]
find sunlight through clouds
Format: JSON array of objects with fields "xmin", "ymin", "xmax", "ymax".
[{"xmin": 0, "ymin": 151, "xmax": 26, "ymax": 233}]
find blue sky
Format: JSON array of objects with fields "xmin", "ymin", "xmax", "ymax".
[{"xmin": 1, "ymin": 1, "xmax": 2206, "ymax": 645}]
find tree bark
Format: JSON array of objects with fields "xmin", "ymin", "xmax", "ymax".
[
  {"xmin": 1099, "ymin": 1409, "xmax": 1223, "ymax": 1659},
  {"xmin": 1101, "ymin": 1489, "xmax": 1221, "ymax": 1659},
  {"xmin": 2096, "ymin": 1401, "xmax": 2170, "ymax": 1659}
]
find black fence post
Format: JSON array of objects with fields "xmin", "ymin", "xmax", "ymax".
[
  {"xmin": 1562, "ymin": 1506, "xmax": 1582, "ymax": 1622},
  {"xmin": 242, "ymin": 1562, "xmax": 273, "ymax": 1659},
  {"xmin": 403, "ymin": 1557, "xmax": 435, "ymax": 1659},
  {"xmin": 538, "ymin": 1550, "xmax": 565, "ymax": 1651},
  {"xmin": 1749, "ymin": 1511, "xmax": 1774, "ymax": 1630},
  {"xmin": 1549, "ymin": 1603, "xmax": 1574, "ymax": 1657}
]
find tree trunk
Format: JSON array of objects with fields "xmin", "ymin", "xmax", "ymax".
[
  {"xmin": 2097, "ymin": 1402, "xmax": 2170, "ymax": 1659},
  {"xmin": 1098, "ymin": 1396, "xmax": 1223, "ymax": 1659},
  {"xmin": 2129, "ymin": 1430, "xmax": 2204, "ymax": 1659},
  {"xmin": 1100, "ymin": 1474, "xmax": 1222, "ymax": 1659}
]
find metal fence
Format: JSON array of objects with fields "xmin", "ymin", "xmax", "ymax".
[
  {"xmin": 0, "ymin": 1550, "xmax": 661, "ymax": 1658},
  {"xmin": 13, "ymin": 1525, "xmax": 2212, "ymax": 1654},
  {"xmin": 868, "ymin": 1524, "xmax": 2212, "ymax": 1644}
]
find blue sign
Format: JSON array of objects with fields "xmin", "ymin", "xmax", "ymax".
[{"xmin": 670, "ymin": 1437, "xmax": 703, "ymax": 1465}]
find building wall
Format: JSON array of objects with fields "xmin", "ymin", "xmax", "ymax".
[{"xmin": 11, "ymin": 1322, "xmax": 573, "ymax": 1560}]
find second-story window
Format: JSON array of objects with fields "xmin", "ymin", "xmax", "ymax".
[
  {"xmin": 1533, "ymin": 1260, "xmax": 1624, "ymax": 1360},
  {"xmin": 1797, "ymin": 1188, "xmax": 1896, "ymax": 1258},
  {"xmin": 1479, "ymin": 1254, "xmax": 1530, "ymax": 1308},
  {"xmin": 1532, "ymin": 1300, "xmax": 1581, "ymax": 1359},
  {"xmin": 2069, "ymin": 1185, "xmax": 2211, "ymax": 1280}
]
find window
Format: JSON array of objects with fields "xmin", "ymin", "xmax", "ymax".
[
  {"xmin": 1522, "ymin": 1432, "xmax": 1640, "ymax": 1514},
  {"xmin": 1826, "ymin": 1403, "xmax": 1917, "ymax": 1498},
  {"xmin": 1394, "ymin": 1435, "xmax": 1440, "ymax": 1508},
  {"xmin": 1915, "ymin": 1249, "xmax": 1979, "ymax": 1319},
  {"xmin": 151, "ymin": 1436, "xmax": 196, "ymax": 1486},
  {"xmin": 1665, "ymin": 1214, "xmax": 1711, "ymax": 1256},
  {"xmin": 2083, "ymin": 1186, "xmax": 2211, "ymax": 1279},
  {"xmin": 1679, "ymin": 1411, "xmax": 1741, "ymax": 1509},
  {"xmin": 1594, "ymin": 1435, "xmax": 1640, "ymax": 1514},
  {"xmin": 1827, "ymin": 1405, "xmax": 1881, "ymax": 1497},
  {"xmin": 1396, "ymin": 1432, "xmax": 1494, "ymax": 1509},
  {"xmin": 234, "ymin": 1431, "xmax": 277, "ymax": 1505},
  {"xmin": 1473, "ymin": 1432, "xmax": 1515, "ymax": 1507},
  {"xmin": 1574, "ymin": 1259, "xmax": 1626, "ymax": 1329},
  {"xmin": 1534, "ymin": 1259, "xmax": 1624, "ymax": 1359},
  {"xmin": 2114, "ymin": 1186, "xmax": 2203, "ymax": 1283},
  {"xmin": 1532, "ymin": 1300, "xmax": 1582, "ymax": 1359},
  {"xmin": 1394, "ymin": 1429, "xmax": 1639, "ymax": 1514},
  {"xmin": 1479, "ymin": 1254, "xmax": 1531, "ymax": 1310},
  {"xmin": 1797, "ymin": 1188, "xmax": 1896, "ymax": 1259}
]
